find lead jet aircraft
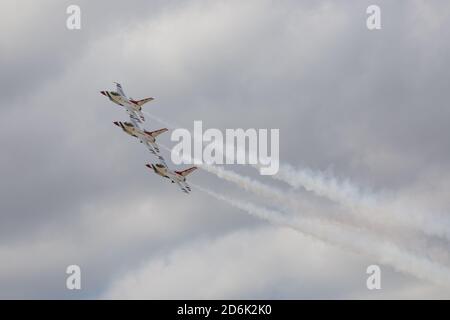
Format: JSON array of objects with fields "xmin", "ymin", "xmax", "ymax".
[
  {"xmin": 100, "ymin": 82, "xmax": 154, "ymax": 123},
  {"xmin": 145, "ymin": 163, "xmax": 197, "ymax": 194},
  {"xmin": 113, "ymin": 121, "xmax": 167, "ymax": 157}
]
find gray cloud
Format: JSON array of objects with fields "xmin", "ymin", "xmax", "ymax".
[{"xmin": 1, "ymin": 0, "xmax": 449, "ymax": 299}]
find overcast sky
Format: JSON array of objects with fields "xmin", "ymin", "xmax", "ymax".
[{"xmin": 1, "ymin": 0, "xmax": 450, "ymax": 299}]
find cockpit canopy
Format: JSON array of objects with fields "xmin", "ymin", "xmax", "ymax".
[
  {"xmin": 155, "ymin": 164, "xmax": 165, "ymax": 168},
  {"xmin": 110, "ymin": 92, "xmax": 120, "ymax": 96}
]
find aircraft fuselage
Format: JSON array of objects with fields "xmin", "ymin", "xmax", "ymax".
[
  {"xmin": 147, "ymin": 164, "xmax": 185, "ymax": 183},
  {"xmin": 113, "ymin": 121, "xmax": 155, "ymax": 143},
  {"xmin": 101, "ymin": 91, "xmax": 140, "ymax": 112}
]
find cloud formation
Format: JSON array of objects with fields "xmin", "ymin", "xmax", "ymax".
[{"xmin": 1, "ymin": 0, "xmax": 449, "ymax": 299}]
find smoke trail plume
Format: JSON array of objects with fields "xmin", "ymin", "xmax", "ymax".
[
  {"xmin": 192, "ymin": 183, "xmax": 450, "ymax": 287},
  {"xmin": 144, "ymin": 111, "xmax": 450, "ymax": 241},
  {"xmin": 143, "ymin": 111, "xmax": 177, "ymax": 130},
  {"xmin": 144, "ymin": 111, "xmax": 450, "ymax": 286},
  {"xmin": 272, "ymin": 164, "xmax": 450, "ymax": 241}
]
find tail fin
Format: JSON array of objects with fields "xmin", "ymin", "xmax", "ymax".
[
  {"xmin": 175, "ymin": 167, "xmax": 197, "ymax": 177},
  {"xmin": 131, "ymin": 97, "xmax": 154, "ymax": 107},
  {"xmin": 144, "ymin": 128, "xmax": 168, "ymax": 138}
]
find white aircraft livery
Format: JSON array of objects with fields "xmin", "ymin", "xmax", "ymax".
[
  {"xmin": 100, "ymin": 82, "xmax": 154, "ymax": 123},
  {"xmin": 101, "ymin": 82, "xmax": 197, "ymax": 194},
  {"xmin": 113, "ymin": 121, "xmax": 167, "ymax": 156},
  {"xmin": 146, "ymin": 163, "xmax": 197, "ymax": 194}
]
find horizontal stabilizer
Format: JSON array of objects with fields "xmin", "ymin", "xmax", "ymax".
[
  {"xmin": 145, "ymin": 128, "xmax": 168, "ymax": 138},
  {"xmin": 175, "ymin": 167, "xmax": 197, "ymax": 177},
  {"xmin": 131, "ymin": 97, "xmax": 154, "ymax": 107}
]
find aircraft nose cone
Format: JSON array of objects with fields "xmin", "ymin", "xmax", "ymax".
[
  {"xmin": 100, "ymin": 91, "xmax": 106, "ymax": 96},
  {"xmin": 113, "ymin": 121, "xmax": 119, "ymax": 126}
]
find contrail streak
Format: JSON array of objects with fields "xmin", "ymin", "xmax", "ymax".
[
  {"xmin": 158, "ymin": 143, "xmax": 296, "ymax": 211},
  {"xmin": 271, "ymin": 164, "xmax": 450, "ymax": 241},
  {"xmin": 143, "ymin": 111, "xmax": 177, "ymax": 129},
  {"xmin": 144, "ymin": 110, "xmax": 450, "ymax": 241},
  {"xmin": 143, "ymin": 111, "xmax": 450, "ymax": 286},
  {"xmin": 192, "ymin": 183, "xmax": 450, "ymax": 287}
]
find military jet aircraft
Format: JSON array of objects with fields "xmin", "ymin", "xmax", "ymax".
[
  {"xmin": 113, "ymin": 121, "xmax": 167, "ymax": 157},
  {"xmin": 145, "ymin": 163, "xmax": 197, "ymax": 194},
  {"xmin": 100, "ymin": 82, "xmax": 154, "ymax": 123}
]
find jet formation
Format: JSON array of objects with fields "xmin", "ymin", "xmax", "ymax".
[{"xmin": 101, "ymin": 83, "xmax": 197, "ymax": 193}]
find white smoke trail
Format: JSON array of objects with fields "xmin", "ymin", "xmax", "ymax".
[
  {"xmin": 192, "ymin": 183, "xmax": 450, "ymax": 287},
  {"xmin": 144, "ymin": 111, "xmax": 450, "ymax": 241},
  {"xmin": 272, "ymin": 164, "xmax": 450, "ymax": 241},
  {"xmin": 142, "ymin": 111, "xmax": 450, "ymax": 285},
  {"xmin": 274, "ymin": 164, "xmax": 377, "ymax": 207},
  {"xmin": 143, "ymin": 111, "xmax": 177, "ymax": 130},
  {"xmin": 157, "ymin": 142, "xmax": 297, "ymax": 211},
  {"xmin": 198, "ymin": 164, "xmax": 291, "ymax": 205},
  {"xmin": 145, "ymin": 111, "xmax": 296, "ymax": 207}
]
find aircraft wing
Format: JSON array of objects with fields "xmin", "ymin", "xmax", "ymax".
[
  {"xmin": 156, "ymin": 158, "xmax": 169, "ymax": 169},
  {"xmin": 143, "ymin": 142, "xmax": 168, "ymax": 166},
  {"xmin": 129, "ymin": 114, "xmax": 142, "ymax": 129},
  {"xmin": 125, "ymin": 108, "xmax": 143, "ymax": 125},
  {"xmin": 114, "ymin": 82, "xmax": 126, "ymax": 97},
  {"xmin": 176, "ymin": 181, "xmax": 190, "ymax": 194},
  {"xmin": 157, "ymin": 154, "xmax": 168, "ymax": 168},
  {"xmin": 182, "ymin": 181, "xmax": 192, "ymax": 192},
  {"xmin": 136, "ymin": 109, "xmax": 145, "ymax": 121},
  {"xmin": 143, "ymin": 140, "xmax": 158, "ymax": 155},
  {"xmin": 148, "ymin": 140, "xmax": 161, "ymax": 153}
]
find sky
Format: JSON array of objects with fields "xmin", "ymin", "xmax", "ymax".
[{"xmin": 1, "ymin": 0, "xmax": 450, "ymax": 299}]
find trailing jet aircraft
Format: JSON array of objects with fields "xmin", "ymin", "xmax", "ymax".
[
  {"xmin": 100, "ymin": 82, "xmax": 154, "ymax": 123},
  {"xmin": 113, "ymin": 121, "xmax": 167, "ymax": 156},
  {"xmin": 145, "ymin": 163, "xmax": 197, "ymax": 194}
]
